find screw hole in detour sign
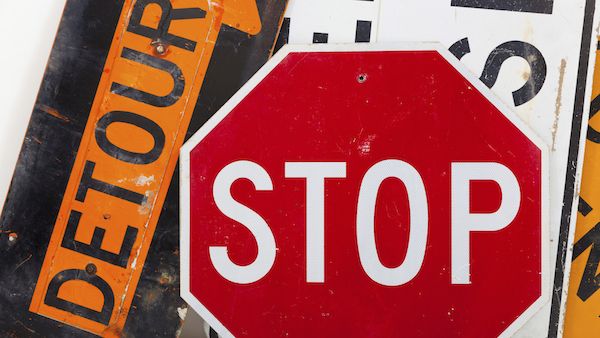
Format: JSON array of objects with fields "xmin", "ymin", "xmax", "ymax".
[{"xmin": 180, "ymin": 43, "xmax": 550, "ymax": 338}]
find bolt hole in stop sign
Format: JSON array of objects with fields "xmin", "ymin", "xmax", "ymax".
[{"xmin": 180, "ymin": 43, "xmax": 549, "ymax": 338}]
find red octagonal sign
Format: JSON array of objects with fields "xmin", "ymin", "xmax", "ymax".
[{"xmin": 181, "ymin": 44, "xmax": 549, "ymax": 338}]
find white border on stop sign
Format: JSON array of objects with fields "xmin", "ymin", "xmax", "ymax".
[{"xmin": 180, "ymin": 42, "xmax": 550, "ymax": 338}]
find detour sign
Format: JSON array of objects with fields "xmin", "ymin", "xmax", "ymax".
[{"xmin": 28, "ymin": 0, "xmax": 263, "ymax": 335}]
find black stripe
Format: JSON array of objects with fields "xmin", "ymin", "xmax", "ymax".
[
  {"xmin": 274, "ymin": 17, "xmax": 290, "ymax": 53},
  {"xmin": 451, "ymin": 0, "xmax": 554, "ymax": 14},
  {"xmin": 313, "ymin": 32, "xmax": 328, "ymax": 43},
  {"xmin": 449, "ymin": 37, "xmax": 471, "ymax": 60},
  {"xmin": 355, "ymin": 20, "xmax": 372, "ymax": 43},
  {"xmin": 579, "ymin": 197, "xmax": 593, "ymax": 216}
]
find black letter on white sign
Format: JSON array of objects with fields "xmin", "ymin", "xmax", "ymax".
[
  {"xmin": 451, "ymin": 0, "xmax": 554, "ymax": 14},
  {"xmin": 450, "ymin": 39, "xmax": 547, "ymax": 107}
]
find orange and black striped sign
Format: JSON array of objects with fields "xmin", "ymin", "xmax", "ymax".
[
  {"xmin": 564, "ymin": 41, "xmax": 600, "ymax": 337},
  {"xmin": 0, "ymin": 0, "xmax": 287, "ymax": 336}
]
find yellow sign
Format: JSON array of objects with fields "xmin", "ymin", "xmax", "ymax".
[
  {"xmin": 564, "ymin": 42, "xmax": 600, "ymax": 336},
  {"xmin": 28, "ymin": 0, "xmax": 261, "ymax": 336}
]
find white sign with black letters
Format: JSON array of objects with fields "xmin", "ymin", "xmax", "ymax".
[{"xmin": 275, "ymin": 0, "xmax": 599, "ymax": 336}]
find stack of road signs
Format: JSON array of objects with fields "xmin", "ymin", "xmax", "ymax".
[
  {"xmin": 2, "ymin": 0, "xmax": 600, "ymax": 336},
  {"xmin": 0, "ymin": 0, "xmax": 287, "ymax": 336}
]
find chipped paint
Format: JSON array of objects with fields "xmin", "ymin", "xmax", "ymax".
[
  {"xmin": 8, "ymin": 232, "xmax": 17, "ymax": 242},
  {"xmin": 357, "ymin": 135, "xmax": 376, "ymax": 155},
  {"xmin": 177, "ymin": 307, "xmax": 187, "ymax": 321},
  {"xmin": 35, "ymin": 104, "xmax": 70, "ymax": 123},
  {"xmin": 134, "ymin": 175, "xmax": 154, "ymax": 187}
]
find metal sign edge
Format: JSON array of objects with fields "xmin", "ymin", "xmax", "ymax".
[{"xmin": 553, "ymin": 0, "xmax": 600, "ymax": 336}]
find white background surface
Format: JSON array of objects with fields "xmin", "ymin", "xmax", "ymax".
[
  {"xmin": 0, "ymin": 1, "xmax": 206, "ymax": 337},
  {"xmin": 0, "ymin": 0, "xmax": 66, "ymax": 206}
]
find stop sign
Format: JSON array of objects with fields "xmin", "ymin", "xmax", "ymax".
[{"xmin": 180, "ymin": 44, "xmax": 549, "ymax": 337}]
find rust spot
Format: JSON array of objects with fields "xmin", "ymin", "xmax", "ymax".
[
  {"xmin": 103, "ymin": 213, "xmax": 111, "ymax": 220},
  {"xmin": 142, "ymin": 289, "xmax": 160, "ymax": 308},
  {"xmin": 551, "ymin": 59, "xmax": 567, "ymax": 151},
  {"xmin": 85, "ymin": 263, "xmax": 97, "ymax": 276},
  {"xmin": 8, "ymin": 232, "xmax": 18, "ymax": 242},
  {"xmin": 159, "ymin": 272, "xmax": 174, "ymax": 285},
  {"xmin": 36, "ymin": 104, "xmax": 70, "ymax": 123},
  {"xmin": 102, "ymin": 323, "xmax": 123, "ymax": 337}
]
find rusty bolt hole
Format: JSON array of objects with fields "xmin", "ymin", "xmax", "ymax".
[
  {"xmin": 85, "ymin": 263, "xmax": 97, "ymax": 276},
  {"xmin": 357, "ymin": 73, "xmax": 367, "ymax": 83},
  {"xmin": 155, "ymin": 44, "xmax": 166, "ymax": 55},
  {"xmin": 103, "ymin": 213, "xmax": 111, "ymax": 220},
  {"xmin": 8, "ymin": 232, "xmax": 17, "ymax": 242},
  {"xmin": 152, "ymin": 41, "xmax": 168, "ymax": 55}
]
